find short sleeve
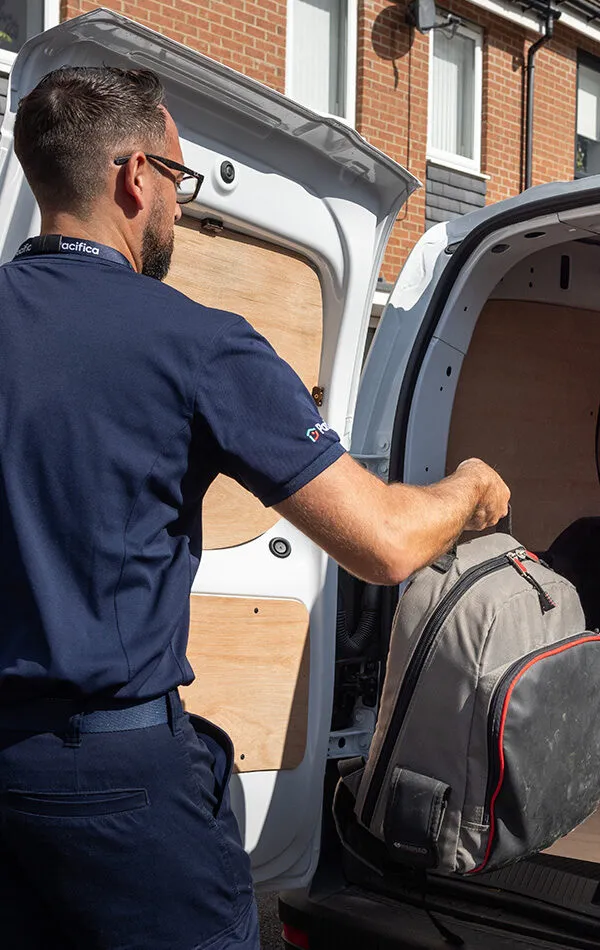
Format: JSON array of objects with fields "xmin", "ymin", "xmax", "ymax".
[{"xmin": 194, "ymin": 315, "xmax": 345, "ymax": 506}]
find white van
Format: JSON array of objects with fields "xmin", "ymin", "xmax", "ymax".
[{"xmin": 2, "ymin": 9, "xmax": 599, "ymax": 948}]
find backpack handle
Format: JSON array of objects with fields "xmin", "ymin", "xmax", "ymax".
[
  {"xmin": 432, "ymin": 504, "xmax": 513, "ymax": 573},
  {"xmin": 495, "ymin": 503, "xmax": 513, "ymax": 535}
]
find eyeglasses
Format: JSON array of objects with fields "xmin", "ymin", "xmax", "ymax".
[{"xmin": 114, "ymin": 153, "xmax": 204, "ymax": 204}]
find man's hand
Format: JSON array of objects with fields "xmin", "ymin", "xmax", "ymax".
[
  {"xmin": 275, "ymin": 453, "xmax": 510, "ymax": 585},
  {"xmin": 453, "ymin": 458, "xmax": 510, "ymax": 531}
]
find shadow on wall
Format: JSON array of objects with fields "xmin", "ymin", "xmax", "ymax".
[{"xmin": 371, "ymin": 4, "xmax": 412, "ymax": 89}]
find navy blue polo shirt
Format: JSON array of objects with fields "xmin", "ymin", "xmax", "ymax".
[{"xmin": 0, "ymin": 236, "xmax": 344, "ymax": 702}]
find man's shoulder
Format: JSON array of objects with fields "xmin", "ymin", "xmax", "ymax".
[
  {"xmin": 128, "ymin": 272, "xmax": 242, "ymax": 339},
  {"xmin": 68, "ymin": 263, "xmax": 243, "ymax": 344},
  {"xmin": 0, "ymin": 256, "xmax": 244, "ymax": 344}
]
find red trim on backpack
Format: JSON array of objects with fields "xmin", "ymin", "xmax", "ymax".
[{"xmin": 469, "ymin": 634, "xmax": 600, "ymax": 875}]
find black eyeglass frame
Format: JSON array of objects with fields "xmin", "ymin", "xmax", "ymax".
[{"xmin": 114, "ymin": 153, "xmax": 204, "ymax": 204}]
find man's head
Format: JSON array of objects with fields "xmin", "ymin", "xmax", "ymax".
[{"xmin": 14, "ymin": 66, "xmax": 187, "ymax": 279}]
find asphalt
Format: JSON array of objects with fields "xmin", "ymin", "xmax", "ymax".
[{"xmin": 257, "ymin": 891, "xmax": 283, "ymax": 948}]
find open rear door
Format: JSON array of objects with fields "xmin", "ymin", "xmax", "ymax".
[
  {"xmin": 0, "ymin": 9, "xmax": 418, "ymax": 889},
  {"xmin": 353, "ymin": 174, "xmax": 600, "ymax": 534},
  {"xmin": 351, "ymin": 175, "xmax": 600, "ymax": 930}
]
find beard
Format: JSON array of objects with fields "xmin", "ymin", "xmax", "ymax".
[{"xmin": 141, "ymin": 195, "xmax": 175, "ymax": 281}]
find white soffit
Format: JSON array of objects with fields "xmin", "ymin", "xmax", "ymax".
[{"xmin": 465, "ymin": 0, "xmax": 600, "ymax": 46}]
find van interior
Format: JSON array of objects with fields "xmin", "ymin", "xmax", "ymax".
[{"xmin": 333, "ymin": 227, "xmax": 600, "ymax": 935}]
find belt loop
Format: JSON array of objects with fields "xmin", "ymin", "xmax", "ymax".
[
  {"xmin": 63, "ymin": 711, "xmax": 83, "ymax": 748},
  {"xmin": 166, "ymin": 690, "xmax": 181, "ymax": 735}
]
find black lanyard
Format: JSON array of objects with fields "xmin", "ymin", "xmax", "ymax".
[{"xmin": 13, "ymin": 235, "xmax": 135, "ymax": 270}]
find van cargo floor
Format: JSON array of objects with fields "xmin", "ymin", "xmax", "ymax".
[{"xmin": 280, "ymin": 880, "xmax": 600, "ymax": 950}]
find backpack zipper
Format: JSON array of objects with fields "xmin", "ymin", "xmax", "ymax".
[
  {"xmin": 361, "ymin": 548, "xmax": 552, "ymax": 828},
  {"xmin": 506, "ymin": 550, "xmax": 556, "ymax": 613}
]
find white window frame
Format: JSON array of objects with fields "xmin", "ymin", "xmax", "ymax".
[
  {"xmin": 427, "ymin": 19, "xmax": 483, "ymax": 174},
  {"xmin": 285, "ymin": 0, "xmax": 357, "ymax": 126},
  {"xmin": 0, "ymin": 0, "xmax": 60, "ymax": 72}
]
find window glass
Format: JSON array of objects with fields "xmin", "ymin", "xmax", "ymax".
[
  {"xmin": 576, "ymin": 59, "xmax": 600, "ymax": 177},
  {"xmin": 291, "ymin": 0, "xmax": 347, "ymax": 116},
  {"xmin": 0, "ymin": 1, "xmax": 43, "ymax": 55},
  {"xmin": 430, "ymin": 28, "xmax": 476, "ymax": 161},
  {"xmin": 577, "ymin": 64, "xmax": 600, "ymax": 140}
]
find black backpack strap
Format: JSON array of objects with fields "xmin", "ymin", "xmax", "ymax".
[
  {"xmin": 495, "ymin": 503, "xmax": 513, "ymax": 535},
  {"xmin": 332, "ymin": 759, "xmax": 387, "ymax": 876},
  {"xmin": 337, "ymin": 756, "xmax": 365, "ymax": 780},
  {"xmin": 382, "ymin": 767, "xmax": 449, "ymax": 870},
  {"xmin": 333, "ymin": 763, "xmax": 464, "ymax": 946},
  {"xmin": 431, "ymin": 546, "xmax": 458, "ymax": 573},
  {"xmin": 433, "ymin": 503, "xmax": 514, "ymax": 574}
]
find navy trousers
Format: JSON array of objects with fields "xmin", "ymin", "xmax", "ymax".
[{"xmin": 0, "ymin": 693, "xmax": 260, "ymax": 949}]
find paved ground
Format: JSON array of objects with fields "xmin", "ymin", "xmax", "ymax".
[{"xmin": 257, "ymin": 892, "xmax": 283, "ymax": 948}]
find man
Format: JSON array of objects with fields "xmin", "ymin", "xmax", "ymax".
[{"xmin": 0, "ymin": 66, "xmax": 509, "ymax": 949}]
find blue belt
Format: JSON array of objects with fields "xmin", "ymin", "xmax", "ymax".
[{"xmin": 0, "ymin": 695, "xmax": 170, "ymax": 733}]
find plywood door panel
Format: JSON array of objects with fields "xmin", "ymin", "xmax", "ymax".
[
  {"xmin": 181, "ymin": 595, "xmax": 310, "ymax": 772},
  {"xmin": 545, "ymin": 807, "xmax": 600, "ymax": 863},
  {"xmin": 447, "ymin": 300, "xmax": 600, "ymax": 551},
  {"xmin": 166, "ymin": 218, "xmax": 324, "ymax": 550}
]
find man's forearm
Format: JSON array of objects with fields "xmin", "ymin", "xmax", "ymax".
[
  {"xmin": 275, "ymin": 454, "xmax": 509, "ymax": 586},
  {"xmin": 381, "ymin": 466, "xmax": 485, "ymax": 580}
]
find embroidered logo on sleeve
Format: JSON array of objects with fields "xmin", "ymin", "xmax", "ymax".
[{"xmin": 306, "ymin": 422, "xmax": 330, "ymax": 442}]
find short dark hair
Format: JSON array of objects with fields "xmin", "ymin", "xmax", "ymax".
[{"xmin": 14, "ymin": 66, "xmax": 167, "ymax": 215}]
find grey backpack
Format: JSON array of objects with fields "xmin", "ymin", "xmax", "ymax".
[{"xmin": 334, "ymin": 531, "xmax": 600, "ymax": 876}]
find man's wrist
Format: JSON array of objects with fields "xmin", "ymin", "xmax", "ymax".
[
  {"xmin": 454, "ymin": 460, "xmax": 487, "ymax": 502},
  {"xmin": 438, "ymin": 464, "xmax": 485, "ymax": 535}
]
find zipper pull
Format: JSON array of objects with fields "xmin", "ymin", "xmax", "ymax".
[{"xmin": 506, "ymin": 552, "xmax": 556, "ymax": 613}]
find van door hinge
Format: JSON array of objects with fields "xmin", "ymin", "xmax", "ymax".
[
  {"xmin": 200, "ymin": 217, "xmax": 224, "ymax": 234},
  {"xmin": 328, "ymin": 702, "xmax": 377, "ymax": 759},
  {"xmin": 312, "ymin": 386, "xmax": 324, "ymax": 407}
]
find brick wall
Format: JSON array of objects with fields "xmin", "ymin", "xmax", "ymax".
[
  {"xmin": 59, "ymin": 0, "xmax": 287, "ymax": 92},
  {"xmin": 356, "ymin": 1, "xmax": 600, "ymax": 278},
  {"xmin": 58, "ymin": 1, "xmax": 600, "ymax": 281},
  {"xmin": 357, "ymin": 0, "xmax": 429, "ymax": 280},
  {"xmin": 528, "ymin": 27, "xmax": 576, "ymax": 189}
]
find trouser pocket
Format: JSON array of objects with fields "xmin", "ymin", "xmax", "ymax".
[
  {"xmin": 2, "ymin": 788, "xmax": 149, "ymax": 817},
  {"xmin": 188, "ymin": 713, "xmax": 234, "ymax": 819}
]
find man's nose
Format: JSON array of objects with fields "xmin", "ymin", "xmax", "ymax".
[{"xmin": 174, "ymin": 203, "xmax": 183, "ymax": 223}]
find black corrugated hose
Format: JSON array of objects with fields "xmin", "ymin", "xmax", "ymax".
[{"xmin": 336, "ymin": 584, "xmax": 381, "ymax": 658}]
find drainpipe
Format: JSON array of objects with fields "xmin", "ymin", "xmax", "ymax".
[{"xmin": 524, "ymin": 10, "xmax": 558, "ymax": 191}]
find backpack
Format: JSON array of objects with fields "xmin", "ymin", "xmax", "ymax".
[{"xmin": 334, "ymin": 531, "xmax": 600, "ymax": 876}]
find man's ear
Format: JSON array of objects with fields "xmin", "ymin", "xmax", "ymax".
[{"xmin": 121, "ymin": 152, "xmax": 148, "ymax": 212}]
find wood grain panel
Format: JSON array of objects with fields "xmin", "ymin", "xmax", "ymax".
[
  {"xmin": 447, "ymin": 300, "xmax": 600, "ymax": 551},
  {"xmin": 450, "ymin": 300, "xmax": 600, "ymax": 867},
  {"xmin": 545, "ymin": 806, "xmax": 600, "ymax": 862},
  {"xmin": 166, "ymin": 218, "xmax": 324, "ymax": 550},
  {"xmin": 181, "ymin": 595, "xmax": 310, "ymax": 772}
]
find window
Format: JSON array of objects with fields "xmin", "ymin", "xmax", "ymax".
[
  {"xmin": 576, "ymin": 55, "xmax": 600, "ymax": 178},
  {"xmin": 0, "ymin": 1, "xmax": 59, "ymax": 72},
  {"xmin": 286, "ymin": 0, "xmax": 357, "ymax": 123},
  {"xmin": 427, "ymin": 21, "xmax": 483, "ymax": 173}
]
